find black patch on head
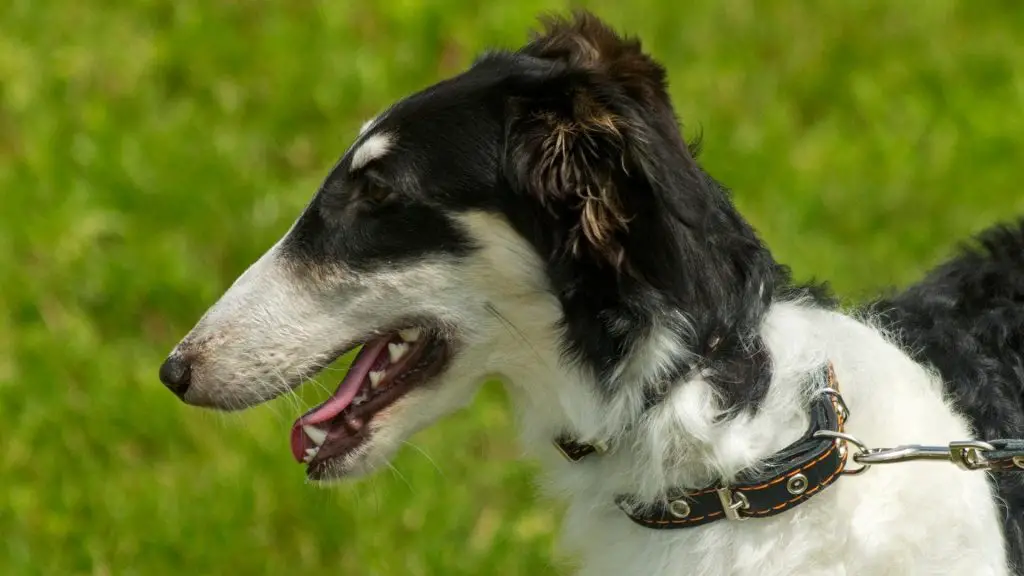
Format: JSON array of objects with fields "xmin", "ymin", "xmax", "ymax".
[
  {"xmin": 869, "ymin": 219, "xmax": 1024, "ymax": 566},
  {"xmin": 281, "ymin": 10, "xmax": 826, "ymax": 414},
  {"xmin": 284, "ymin": 174, "xmax": 475, "ymax": 272},
  {"xmin": 280, "ymin": 70, "xmax": 513, "ymax": 270}
]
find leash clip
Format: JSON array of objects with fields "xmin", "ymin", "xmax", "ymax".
[
  {"xmin": 815, "ymin": 433, "xmax": 998, "ymax": 473},
  {"xmin": 948, "ymin": 440, "xmax": 995, "ymax": 471}
]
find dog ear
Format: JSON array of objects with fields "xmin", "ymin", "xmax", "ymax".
[
  {"xmin": 506, "ymin": 86, "xmax": 633, "ymax": 268},
  {"xmin": 505, "ymin": 11, "xmax": 677, "ymax": 271},
  {"xmin": 523, "ymin": 11, "xmax": 671, "ymax": 107}
]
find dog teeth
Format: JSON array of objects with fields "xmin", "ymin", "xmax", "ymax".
[
  {"xmin": 369, "ymin": 370, "xmax": 385, "ymax": 388},
  {"xmin": 354, "ymin": 390, "xmax": 369, "ymax": 405},
  {"xmin": 388, "ymin": 342, "xmax": 408, "ymax": 363},
  {"xmin": 303, "ymin": 425, "xmax": 327, "ymax": 446},
  {"xmin": 347, "ymin": 417, "xmax": 364, "ymax": 432},
  {"xmin": 303, "ymin": 446, "xmax": 320, "ymax": 463},
  {"xmin": 398, "ymin": 328, "xmax": 422, "ymax": 342}
]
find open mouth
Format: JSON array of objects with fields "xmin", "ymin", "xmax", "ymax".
[{"xmin": 289, "ymin": 325, "xmax": 452, "ymax": 477}]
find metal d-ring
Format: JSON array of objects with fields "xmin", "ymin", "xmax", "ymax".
[
  {"xmin": 820, "ymin": 387, "xmax": 849, "ymax": 422},
  {"xmin": 814, "ymin": 430, "xmax": 872, "ymax": 475}
]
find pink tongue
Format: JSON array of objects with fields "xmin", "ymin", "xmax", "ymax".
[
  {"xmin": 289, "ymin": 336, "xmax": 391, "ymax": 462},
  {"xmin": 295, "ymin": 336, "xmax": 391, "ymax": 428}
]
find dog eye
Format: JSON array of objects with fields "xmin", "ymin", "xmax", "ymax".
[{"xmin": 363, "ymin": 181, "xmax": 395, "ymax": 206}]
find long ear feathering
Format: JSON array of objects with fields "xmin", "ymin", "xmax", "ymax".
[
  {"xmin": 508, "ymin": 95, "xmax": 633, "ymax": 268},
  {"xmin": 505, "ymin": 11, "xmax": 676, "ymax": 271}
]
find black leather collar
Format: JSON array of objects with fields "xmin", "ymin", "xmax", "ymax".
[{"xmin": 554, "ymin": 363, "xmax": 849, "ymax": 529}]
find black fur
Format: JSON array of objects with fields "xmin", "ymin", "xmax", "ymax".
[
  {"xmin": 500, "ymin": 14, "xmax": 782, "ymax": 409},
  {"xmin": 870, "ymin": 220, "xmax": 1024, "ymax": 571},
  {"xmin": 280, "ymin": 9, "xmax": 1021, "ymax": 564},
  {"xmin": 285, "ymin": 12, "xmax": 785, "ymax": 411}
]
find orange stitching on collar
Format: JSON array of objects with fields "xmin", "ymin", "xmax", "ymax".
[
  {"xmin": 621, "ymin": 363, "xmax": 848, "ymax": 528},
  {"xmin": 747, "ymin": 447, "xmax": 846, "ymax": 516},
  {"xmin": 629, "ymin": 430, "xmax": 849, "ymax": 527},
  {"xmin": 740, "ymin": 442, "xmax": 838, "ymax": 492}
]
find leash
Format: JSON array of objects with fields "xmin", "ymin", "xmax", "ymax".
[
  {"xmin": 554, "ymin": 362, "xmax": 1024, "ymax": 530},
  {"xmin": 817, "ymin": 433, "xmax": 1024, "ymax": 474}
]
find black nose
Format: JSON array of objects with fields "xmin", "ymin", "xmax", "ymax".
[{"xmin": 159, "ymin": 354, "xmax": 192, "ymax": 397}]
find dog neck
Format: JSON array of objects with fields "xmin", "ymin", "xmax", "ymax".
[
  {"xmin": 496, "ymin": 299, "xmax": 827, "ymax": 508},
  {"xmin": 463, "ymin": 211, "xmax": 823, "ymax": 502}
]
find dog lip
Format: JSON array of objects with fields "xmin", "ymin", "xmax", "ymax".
[
  {"xmin": 289, "ymin": 325, "xmax": 452, "ymax": 466},
  {"xmin": 288, "ymin": 336, "xmax": 393, "ymax": 462}
]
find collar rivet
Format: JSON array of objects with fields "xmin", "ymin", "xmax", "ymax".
[
  {"xmin": 787, "ymin": 473, "xmax": 809, "ymax": 495},
  {"xmin": 668, "ymin": 499, "xmax": 691, "ymax": 519}
]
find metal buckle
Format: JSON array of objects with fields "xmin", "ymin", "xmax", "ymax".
[{"xmin": 716, "ymin": 488, "xmax": 749, "ymax": 521}]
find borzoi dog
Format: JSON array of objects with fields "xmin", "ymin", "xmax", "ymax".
[{"xmin": 160, "ymin": 12, "xmax": 1024, "ymax": 575}]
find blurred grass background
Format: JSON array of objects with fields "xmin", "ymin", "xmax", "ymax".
[{"xmin": 2, "ymin": 0, "xmax": 1022, "ymax": 574}]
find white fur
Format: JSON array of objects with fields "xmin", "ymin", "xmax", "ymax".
[
  {"xmin": 174, "ymin": 211, "xmax": 1010, "ymax": 574},
  {"xmin": 455, "ymin": 214, "xmax": 1008, "ymax": 575},
  {"xmin": 349, "ymin": 132, "xmax": 392, "ymax": 172},
  {"xmin": 166, "ymin": 237, "xmax": 336, "ymax": 408}
]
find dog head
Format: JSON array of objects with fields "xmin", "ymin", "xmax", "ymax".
[{"xmin": 160, "ymin": 12, "xmax": 777, "ymax": 481}]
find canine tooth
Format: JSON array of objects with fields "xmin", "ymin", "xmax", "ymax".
[
  {"xmin": 354, "ymin": 391, "xmax": 369, "ymax": 405},
  {"xmin": 303, "ymin": 447, "xmax": 320, "ymax": 462},
  {"xmin": 388, "ymin": 342, "xmax": 408, "ymax": 363},
  {"xmin": 369, "ymin": 370, "xmax": 385, "ymax": 388},
  {"xmin": 398, "ymin": 328, "xmax": 422, "ymax": 342},
  {"xmin": 303, "ymin": 425, "xmax": 327, "ymax": 446}
]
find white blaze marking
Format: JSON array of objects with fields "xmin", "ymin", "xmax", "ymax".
[{"xmin": 350, "ymin": 132, "xmax": 392, "ymax": 172}]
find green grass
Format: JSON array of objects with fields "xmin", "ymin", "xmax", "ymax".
[{"xmin": 2, "ymin": 0, "xmax": 1022, "ymax": 574}]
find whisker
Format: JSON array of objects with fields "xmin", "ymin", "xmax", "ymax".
[
  {"xmin": 385, "ymin": 461, "xmax": 413, "ymax": 494},
  {"xmin": 270, "ymin": 366, "xmax": 304, "ymax": 417},
  {"xmin": 485, "ymin": 302, "xmax": 545, "ymax": 364},
  {"xmin": 402, "ymin": 440, "xmax": 446, "ymax": 478}
]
